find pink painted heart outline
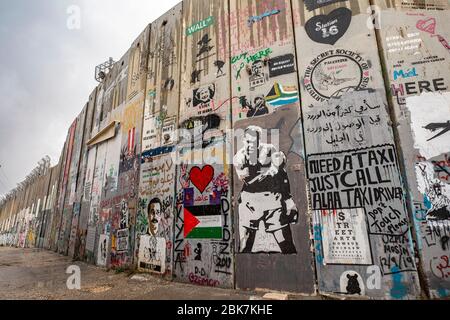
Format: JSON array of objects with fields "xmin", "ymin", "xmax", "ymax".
[{"xmin": 416, "ymin": 18, "xmax": 436, "ymax": 35}]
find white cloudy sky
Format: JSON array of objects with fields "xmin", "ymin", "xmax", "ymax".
[{"xmin": 0, "ymin": 0, "xmax": 180, "ymax": 196}]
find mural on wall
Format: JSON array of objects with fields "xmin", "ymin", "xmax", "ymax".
[
  {"xmin": 3, "ymin": 0, "xmax": 450, "ymax": 301},
  {"xmin": 233, "ymin": 126, "xmax": 298, "ymax": 254},
  {"xmin": 294, "ymin": 0, "xmax": 421, "ymax": 299},
  {"xmin": 137, "ymin": 147, "xmax": 176, "ymax": 276},
  {"xmin": 97, "ymin": 234, "xmax": 109, "ymax": 267},
  {"xmin": 374, "ymin": 0, "xmax": 450, "ymax": 299},
  {"xmin": 174, "ymin": 0, "xmax": 234, "ymax": 289},
  {"xmin": 407, "ymin": 93, "xmax": 450, "ymax": 162},
  {"xmin": 229, "ymin": 0, "xmax": 315, "ymax": 295},
  {"xmin": 136, "ymin": 5, "xmax": 182, "ymax": 278},
  {"xmin": 174, "ymin": 160, "xmax": 233, "ymax": 288},
  {"xmin": 108, "ymin": 25, "xmax": 149, "ymax": 269}
]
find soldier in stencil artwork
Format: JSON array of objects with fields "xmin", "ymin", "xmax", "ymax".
[{"xmin": 234, "ymin": 126, "xmax": 298, "ymax": 254}]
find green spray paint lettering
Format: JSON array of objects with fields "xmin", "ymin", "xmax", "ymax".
[
  {"xmin": 231, "ymin": 48, "xmax": 273, "ymax": 79},
  {"xmin": 186, "ymin": 16, "xmax": 215, "ymax": 36}
]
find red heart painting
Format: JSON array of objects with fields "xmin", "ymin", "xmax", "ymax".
[
  {"xmin": 189, "ymin": 165, "xmax": 214, "ymax": 194},
  {"xmin": 416, "ymin": 18, "xmax": 436, "ymax": 35}
]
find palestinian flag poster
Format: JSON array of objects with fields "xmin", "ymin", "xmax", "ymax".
[{"xmin": 184, "ymin": 204, "xmax": 223, "ymax": 239}]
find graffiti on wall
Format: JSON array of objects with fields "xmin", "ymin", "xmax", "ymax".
[
  {"xmin": 303, "ymin": 49, "xmax": 370, "ymax": 103},
  {"xmin": 233, "ymin": 126, "xmax": 298, "ymax": 254},
  {"xmin": 137, "ymin": 147, "xmax": 176, "ymax": 275},
  {"xmin": 174, "ymin": 159, "xmax": 233, "ymax": 287}
]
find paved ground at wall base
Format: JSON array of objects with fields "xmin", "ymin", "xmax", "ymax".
[{"xmin": 0, "ymin": 247, "xmax": 323, "ymax": 300}]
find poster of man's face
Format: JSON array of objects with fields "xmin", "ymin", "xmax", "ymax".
[
  {"xmin": 244, "ymin": 129, "xmax": 260, "ymax": 165},
  {"xmin": 148, "ymin": 198, "xmax": 162, "ymax": 236}
]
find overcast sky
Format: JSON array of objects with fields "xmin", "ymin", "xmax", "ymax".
[{"xmin": 0, "ymin": 0, "xmax": 180, "ymax": 196}]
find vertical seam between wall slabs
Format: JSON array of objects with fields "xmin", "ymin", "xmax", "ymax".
[
  {"xmin": 289, "ymin": 0, "xmax": 320, "ymax": 295},
  {"xmin": 368, "ymin": 0, "xmax": 429, "ymax": 299}
]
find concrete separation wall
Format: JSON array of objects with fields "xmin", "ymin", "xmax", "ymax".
[{"xmin": 1, "ymin": 0, "xmax": 450, "ymax": 300}]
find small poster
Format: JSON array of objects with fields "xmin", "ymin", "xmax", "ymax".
[
  {"xmin": 97, "ymin": 234, "xmax": 109, "ymax": 267},
  {"xmin": 116, "ymin": 229, "xmax": 129, "ymax": 252},
  {"xmin": 268, "ymin": 54, "xmax": 296, "ymax": 77},
  {"xmin": 319, "ymin": 208, "xmax": 372, "ymax": 265},
  {"xmin": 86, "ymin": 226, "xmax": 96, "ymax": 252},
  {"xmin": 138, "ymin": 235, "xmax": 166, "ymax": 274}
]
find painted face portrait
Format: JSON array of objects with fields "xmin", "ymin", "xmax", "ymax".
[
  {"xmin": 244, "ymin": 127, "xmax": 262, "ymax": 165},
  {"xmin": 148, "ymin": 199, "xmax": 162, "ymax": 236},
  {"xmin": 252, "ymin": 60, "xmax": 264, "ymax": 76},
  {"xmin": 197, "ymin": 88, "xmax": 211, "ymax": 102}
]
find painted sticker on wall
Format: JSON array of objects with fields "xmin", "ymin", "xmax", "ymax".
[
  {"xmin": 305, "ymin": 8, "xmax": 352, "ymax": 45},
  {"xmin": 193, "ymin": 84, "xmax": 216, "ymax": 112},
  {"xmin": 186, "ymin": 16, "xmax": 215, "ymax": 36},
  {"xmin": 138, "ymin": 235, "xmax": 166, "ymax": 274},
  {"xmin": 97, "ymin": 234, "xmax": 109, "ymax": 267},
  {"xmin": 416, "ymin": 162, "xmax": 450, "ymax": 222},
  {"xmin": 265, "ymin": 83, "xmax": 299, "ymax": 107},
  {"xmin": 304, "ymin": 49, "xmax": 370, "ymax": 102},
  {"xmin": 116, "ymin": 229, "xmax": 129, "ymax": 252},
  {"xmin": 406, "ymin": 92, "xmax": 450, "ymax": 159},
  {"xmin": 268, "ymin": 54, "xmax": 296, "ymax": 77},
  {"xmin": 339, "ymin": 270, "xmax": 365, "ymax": 296},
  {"xmin": 305, "ymin": 0, "xmax": 348, "ymax": 11},
  {"xmin": 184, "ymin": 205, "xmax": 223, "ymax": 239},
  {"xmin": 318, "ymin": 208, "xmax": 372, "ymax": 265}
]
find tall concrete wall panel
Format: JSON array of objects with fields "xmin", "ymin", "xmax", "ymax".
[
  {"xmin": 230, "ymin": 0, "xmax": 315, "ymax": 294},
  {"xmin": 292, "ymin": 0, "xmax": 420, "ymax": 299},
  {"xmin": 174, "ymin": 0, "xmax": 234, "ymax": 289},
  {"xmin": 107, "ymin": 26, "xmax": 150, "ymax": 269},
  {"xmin": 373, "ymin": 0, "xmax": 450, "ymax": 299},
  {"xmin": 136, "ymin": 4, "xmax": 183, "ymax": 279},
  {"xmin": 74, "ymin": 90, "xmax": 97, "ymax": 260}
]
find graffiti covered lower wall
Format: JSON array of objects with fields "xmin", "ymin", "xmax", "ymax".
[{"xmin": 1, "ymin": 0, "xmax": 450, "ymax": 300}]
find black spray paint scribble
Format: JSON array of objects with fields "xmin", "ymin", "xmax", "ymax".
[
  {"xmin": 424, "ymin": 121, "xmax": 450, "ymax": 141},
  {"xmin": 234, "ymin": 126, "xmax": 298, "ymax": 254},
  {"xmin": 197, "ymin": 34, "xmax": 214, "ymax": 58},
  {"xmin": 191, "ymin": 69, "xmax": 202, "ymax": 85},
  {"xmin": 163, "ymin": 78, "xmax": 175, "ymax": 91},
  {"xmin": 214, "ymin": 60, "xmax": 225, "ymax": 77},
  {"xmin": 179, "ymin": 114, "xmax": 222, "ymax": 150}
]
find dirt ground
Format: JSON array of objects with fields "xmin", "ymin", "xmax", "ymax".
[{"xmin": 0, "ymin": 247, "xmax": 321, "ymax": 300}]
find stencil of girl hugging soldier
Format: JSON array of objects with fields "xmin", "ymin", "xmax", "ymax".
[{"xmin": 233, "ymin": 126, "xmax": 299, "ymax": 254}]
